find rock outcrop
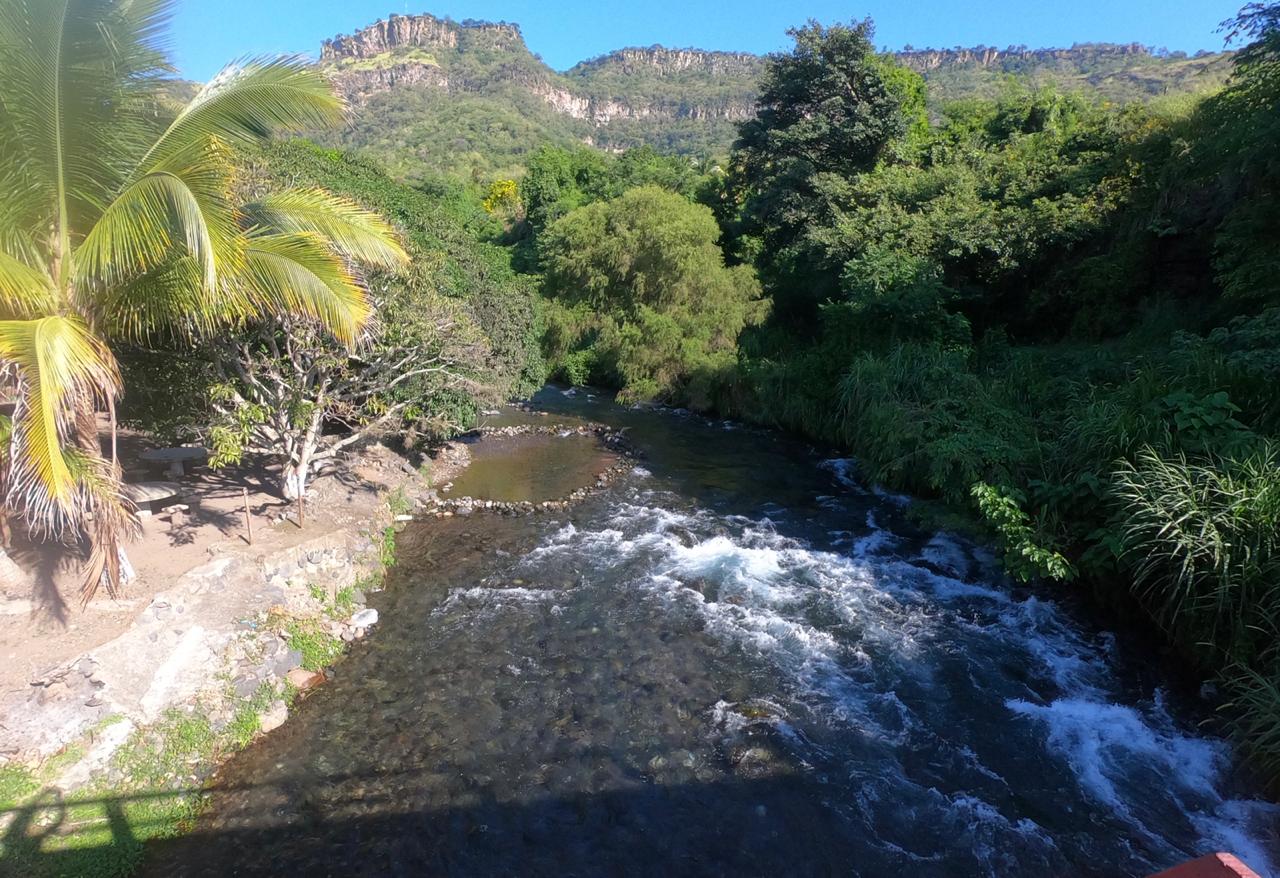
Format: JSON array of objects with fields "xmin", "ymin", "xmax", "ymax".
[
  {"xmin": 321, "ymin": 12, "xmax": 519, "ymax": 62},
  {"xmin": 315, "ymin": 14, "xmax": 1231, "ymax": 178},
  {"xmin": 898, "ymin": 42, "xmax": 1150, "ymax": 73},
  {"xmin": 320, "ymin": 14, "xmax": 758, "ymax": 125},
  {"xmin": 568, "ymin": 46, "xmax": 763, "ymax": 78},
  {"xmin": 334, "ymin": 63, "xmax": 450, "ymax": 99},
  {"xmin": 320, "ymin": 16, "xmax": 1216, "ymax": 130}
]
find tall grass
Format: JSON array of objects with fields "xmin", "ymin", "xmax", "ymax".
[
  {"xmin": 1221, "ymin": 660, "xmax": 1280, "ymax": 788},
  {"xmin": 1114, "ymin": 444, "xmax": 1280, "ymax": 659}
]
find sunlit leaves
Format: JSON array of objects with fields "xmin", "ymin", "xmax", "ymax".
[
  {"xmin": 140, "ymin": 57, "xmax": 343, "ymax": 175},
  {"xmin": 0, "ymin": 250, "xmax": 55, "ymax": 319},
  {"xmin": 0, "ymin": 316, "xmax": 120, "ymax": 524},
  {"xmin": 241, "ymin": 188, "xmax": 408, "ymax": 271},
  {"xmin": 0, "ymin": 0, "xmax": 397, "ymax": 582},
  {"xmin": 240, "ymin": 233, "xmax": 370, "ymax": 346}
]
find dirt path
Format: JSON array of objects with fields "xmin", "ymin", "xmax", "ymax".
[{"xmin": 0, "ymin": 437, "xmax": 419, "ymax": 700}]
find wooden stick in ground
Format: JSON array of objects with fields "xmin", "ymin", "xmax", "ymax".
[
  {"xmin": 242, "ymin": 487, "xmax": 253, "ymax": 545},
  {"xmin": 297, "ymin": 492, "xmax": 304, "ymax": 529}
]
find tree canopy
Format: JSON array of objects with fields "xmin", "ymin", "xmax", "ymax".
[
  {"xmin": 539, "ymin": 186, "xmax": 765, "ymax": 404},
  {"xmin": 730, "ymin": 21, "xmax": 922, "ymax": 313}
]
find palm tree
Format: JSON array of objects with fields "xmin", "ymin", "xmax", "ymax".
[{"xmin": 0, "ymin": 0, "xmax": 407, "ymax": 600}]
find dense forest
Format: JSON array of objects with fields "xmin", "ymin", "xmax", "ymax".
[{"xmin": 502, "ymin": 6, "xmax": 1280, "ymax": 782}]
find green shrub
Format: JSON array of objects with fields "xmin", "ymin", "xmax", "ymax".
[{"xmin": 1114, "ymin": 445, "xmax": 1280, "ymax": 660}]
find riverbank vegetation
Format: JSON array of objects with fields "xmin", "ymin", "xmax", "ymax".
[
  {"xmin": 120, "ymin": 142, "xmax": 544, "ymax": 498},
  {"xmin": 509, "ymin": 5, "xmax": 1280, "ymax": 786}
]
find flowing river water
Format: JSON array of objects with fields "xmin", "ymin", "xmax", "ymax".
[{"xmin": 147, "ymin": 388, "xmax": 1279, "ymax": 877}]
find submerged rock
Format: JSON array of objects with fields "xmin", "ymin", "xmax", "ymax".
[{"xmin": 730, "ymin": 745, "xmax": 781, "ymax": 778}]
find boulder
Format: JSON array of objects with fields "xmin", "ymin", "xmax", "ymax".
[
  {"xmin": 286, "ymin": 667, "xmax": 325, "ymax": 691},
  {"xmin": 350, "ymin": 608, "xmax": 379, "ymax": 629},
  {"xmin": 257, "ymin": 700, "xmax": 288, "ymax": 734}
]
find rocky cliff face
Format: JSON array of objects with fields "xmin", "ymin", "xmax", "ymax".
[
  {"xmin": 321, "ymin": 14, "xmax": 757, "ymax": 125},
  {"xmin": 318, "ymin": 14, "xmax": 1230, "ymax": 179},
  {"xmin": 321, "ymin": 13, "xmax": 520, "ymax": 62},
  {"xmin": 330, "ymin": 63, "xmax": 451, "ymax": 100},
  {"xmin": 569, "ymin": 46, "xmax": 763, "ymax": 78},
  {"xmin": 897, "ymin": 42, "xmax": 1149, "ymax": 73}
]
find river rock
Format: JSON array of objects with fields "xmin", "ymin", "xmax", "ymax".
[
  {"xmin": 270, "ymin": 648, "xmax": 306, "ymax": 676},
  {"xmin": 286, "ymin": 667, "xmax": 325, "ymax": 691},
  {"xmin": 350, "ymin": 608, "xmax": 379, "ymax": 629},
  {"xmin": 258, "ymin": 700, "xmax": 288, "ymax": 733},
  {"xmin": 232, "ymin": 673, "xmax": 261, "ymax": 699},
  {"xmin": 731, "ymin": 745, "xmax": 780, "ymax": 778}
]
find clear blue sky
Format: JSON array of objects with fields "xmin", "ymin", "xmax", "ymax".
[{"xmin": 172, "ymin": 0, "xmax": 1245, "ymax": 82}]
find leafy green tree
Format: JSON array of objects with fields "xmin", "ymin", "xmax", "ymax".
[
  {"xmin": 0, "ymin": 0, "xmax": 407, "ymax": 597},
  {"xmin": 540, "ymin": 187, "xmax": 766, "ymax": 403},
  {"xmin": 205, "ymin": 289, "xmax": 488, "ymax": 500},
  {"xmin": 515, "ymin": 145, "xmax": 711, "ymax": 271},
  {"xmin": 519, "ymin": 146, "xmax": 612, "ymax": 237},
  {"xmin": 731, "ymin": 21, "xmax": 916, "ymax": 313},
  {"xmin": 253, "ymin": 142, "xmax": 546, "ymax": 400},
  {"xmin": 1223, "ymin": 1, "xmax": 1280, "ymax": 67}
]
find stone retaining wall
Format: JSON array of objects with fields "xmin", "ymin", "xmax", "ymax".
[{"xmin": 0, "ymin": 521, "xmax": 389, "ymax": 781}]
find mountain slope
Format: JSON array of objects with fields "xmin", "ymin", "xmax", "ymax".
[{"xmin": 319, "ymin": 13, "xmax": 1233, "ymax": 180}]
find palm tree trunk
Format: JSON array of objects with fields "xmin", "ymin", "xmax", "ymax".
[{"xmin": 73, "ymin": 393, "xmax": 138, "ymax": 603}]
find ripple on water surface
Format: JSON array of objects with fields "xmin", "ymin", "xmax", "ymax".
[{"xmin": 143, "ymin": 394, "xmax": 1280, "ymax": 878}]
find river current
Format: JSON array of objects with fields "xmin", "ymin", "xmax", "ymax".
[{"xmin": 147, "ymin": 388, "xmax": 1279, "ymax": 876}]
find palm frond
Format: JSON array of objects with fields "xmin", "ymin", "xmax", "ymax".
[
  {"xmin": 93, "ymin": 255, "xmax": 256, "ymax": 343},
  {"xmin": 0, "ymin": 249, "xmax": 56, "ymax": 318},
  {"xmin": 0, "ymin": 0, "xmax": 175, "ymax": 242},
  {"xmin": 77, "ymin": 150, "xmax": 241, "ymax": 292},
  {"xmin": 0, "ymin": 316, "xmax": 121, "ymax": 530},
  {"xmin": 139, "ymin": 57, "xmax": 343, "ymax": 176},
  {"xmin": 241, "ymin": 187, "xmax": 408, "ymax": 270},
  {"xmin": 239, "ymin": 232, "xmax": 371, "ymax": 344}
]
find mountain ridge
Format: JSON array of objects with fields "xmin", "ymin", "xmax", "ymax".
[{"xmin": 319, "ymin": 12, "xmax": 1234, "ymax": 180}]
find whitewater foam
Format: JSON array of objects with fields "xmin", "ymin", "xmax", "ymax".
[{"xmin": 505, "ymin": 488, "xmax": 1276, "ymax": 874}]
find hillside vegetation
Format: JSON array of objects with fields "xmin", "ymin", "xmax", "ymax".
[{"xmin": 320, "ymin": 13, "xmax": 1233, "ymax": 181}]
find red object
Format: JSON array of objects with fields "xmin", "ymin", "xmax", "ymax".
[{"xmin": 1149, "ymin": 853, "xmax": 1262, "ymax": 878}]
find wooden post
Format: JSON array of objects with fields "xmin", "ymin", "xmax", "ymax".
[
  {"xmin": 297, "ymin": 492, "xmax": 305, "ymax": 529},
  {"xmin": 242, "ymin": 488, "xmax": 253, "ymax": 545}
]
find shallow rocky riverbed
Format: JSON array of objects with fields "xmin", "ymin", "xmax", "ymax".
[{"xmin": 143, "ymin": 389, "xmax": 1280, "ymax": 877}]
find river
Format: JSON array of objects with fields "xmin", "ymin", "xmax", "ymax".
[{"xmin": 146, "ymin": 387, "xmax": 1279, "ymax": 877}]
